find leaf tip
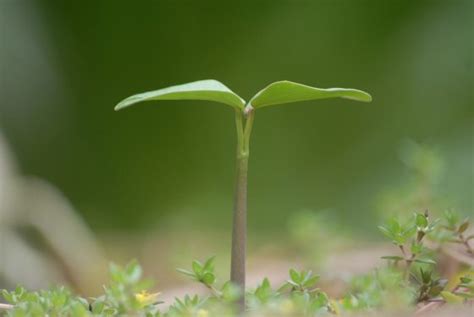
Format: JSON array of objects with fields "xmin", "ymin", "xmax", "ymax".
[
  {"xmin": 347, "ymin": 90, "xmax": 372, "ymax": 103},
  {"xmin": 114, "ymin": 100, "xmax": 127, "ymax": 111}
]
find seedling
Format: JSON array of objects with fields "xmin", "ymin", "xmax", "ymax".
[
  {"xmin": 115, "ymin": 79, "xmax": 371, "ymax": 307},
  {"xmin": 441, "ymin": 210, "xmax": 473, "ymax": 255},
  {"xmin": 379, "ymin": 211, "xmax": 439, "ymax": 279}
]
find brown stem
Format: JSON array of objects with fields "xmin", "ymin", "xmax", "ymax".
[
  {"xmin": 0, "ymin": 303, "xmax": 13, "ymax": 310},
  {"xmin": 231, "ymin": 153, "xmax": 248, "ymax": 311},
  {"xmin": 230, "ymin": 108, "xmax": 254, "ymax": 312},
  {"xmin": 459, "ymin": 233, "xmax": 474, "ymax": 255}
]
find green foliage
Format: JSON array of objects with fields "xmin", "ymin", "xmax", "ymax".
[
  {"xmin": 377, "ymin": 209, "xmax": 474, "ymax": 306},
  {"xmin": 412, "ymin": 269, "xmax": 446, "ymax": 302},
  {"xmin": 115, "ymin": 79, "xmax": 371, "ymax": 113},
  {"xmin": 378, "ymin": 217, "xmax": 416, "ymax": 246},
  {"xmin": 115, "ymin": 78, "xmax": 372, "ymax": 308},
  {"xmin": 1, "ymin": 286, "xmax": 90, "ymax": 317},
  {"xmin": 167, "ymin": 295, "xmax": 205, "ymax": 317},
  {"xmin": 177, "ymin": 256, "xmax": 217, "ymax": 288},
  {"xmin": 439, "ymin": 274, "xmax": 474, "ymax": 303},
  {"xmin": 248, "ymin": 81, "xmax": 371, "ymax": 109},
  {"xmin": 248, "ymin": 278, "xmax": 275, "ymax": 305},
  {"xmin": 341, "ymin": 268, "xmax": 413, "ymax": 310},
  {"xmin": 433, "ymin": 210, "xmax": 474, "ymax": 255},
  {"xmin": 114, "ymin": 80, "xmax": 246, "ymax": 111},
  {"xmin": 94, "ymin": 260, "xmax": 158, "ymax": 315},
  {"xmin": 2, "ymin": 261, "xmax": 160, "ymax": 317},
  {"xmin": 379, "ymin": 212, "xmax": 438, "ymax": 269},
  {"xmin": 2, "ymin": 211, "xmax": 471, "ymax": 316},
  {"xmin": 279, "ymin": 269, "xmax": 320, "ymax": 293}
]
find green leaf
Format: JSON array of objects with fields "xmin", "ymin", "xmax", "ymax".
[
  {"xmin": 289, "ymin": 269, "xmax": 300, "ymax": 284},
  {"xmin": 249, "ymin": 81, "xmax": 372, "ymax": 109},
  {"xmin": 415, "ymin": 213, "xmax": 428, "ymax": 229},
  {"xmin": 381, "ymin": 255, "xmax": 404, "ymax": 261},
  {"xmin": 176, "ymin": 268, "xmax": 195, "ymax": 278},
  {"xmin": 221, "ymin": 281, "xmax": 241, "ymax": 302},
  {"xmin": 440, "ymin": 291, "xmax": 464, "ymax": 303},
  {"xmin": 125, "ymin": 260, "xmax": 142, "ymax": 283},
  {"xmin": 378, "ymin": 226, "xmax": 395, "ymax": 241},
  {"xmin": 277, "ymin": 282, "xmax": 293, "ymax": 293},
  {"xmin": 414, "ymin": 258, "xmax": 437, "ymax": 265},
  {"xmin": 201, "ymin": 272, "xmax": 216, "ymax": 286},
  {"xmin": 458, "ymin": 219, "xmax": 469, "ymax": 233},
  {"xmin": 255, "ymin": 278, "xmax": 273, "ymax": 303},
  {"xmin": 115, "ymin": 79, "xmax": 246, "ymax": 111},
  {"xmin": 303, "ymin": 275, "xmax": 320, "ymax": 288},
  {"xmin": 203, "ymin": 256, "xmax": 215, "ymax": 272},
  {"xmin": 192, "ymin": 260, "xmax": 203, "ymax": 275},
  {"xmin": 411, "ymin": 242, "xmax": 424, "ymax": 255}
]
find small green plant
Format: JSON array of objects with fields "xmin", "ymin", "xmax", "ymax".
[
  {"xmin": 1, "ymin": 261, "xmax": 161, "ymax": 317},
  {"xmin": 440, "ymin": 210, "xmax": 473, "ymax": 255},
  {"xmin": 115, "ymin": 79, "xmax": 371, "ymax": 307},
  {"xmin": 412, "ymin": 268, "xmax": 446, "ymax": 303},
  {"xmin": 341, "ymin": 268, "xmax": 412, "ymax": 310},
  {"xmin": 379, "ymin": 211, "xmax": 439, "ymax": 278},
  {"xmin": 2, "ymin": 213, "xmax": 473, "ymax": 316},
  {"xmin": 176, "ymin": 258, "xmax": 336, "ymax": 316}
]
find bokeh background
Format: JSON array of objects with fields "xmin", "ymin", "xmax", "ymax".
[{"xmin": 1, "ymin": 0, "xmax": 472, "ymax": 297}]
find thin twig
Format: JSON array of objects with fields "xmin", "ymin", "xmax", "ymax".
[{"xmin": 0, "ymin": 303, "xmax": 13, "ymax": 310}]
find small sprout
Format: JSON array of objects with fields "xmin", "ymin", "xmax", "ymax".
[
  {"xmin": 439, "ymin": 210, "xmax": 473, "ymax": 255},
  {"xmin": 378, "ymin": 217, "xmax": 416, "ymax": 246},
  {"xmin": 444, "ymin": 210, "xmax": 459, "ymax": 229},
  {"xmin": 253, "ymin": 278, "xmax": 273, "ymax": 304},
  {"xmin": 380, "ymin": 213, "xmax": 437, "ymax": 279},
  {"xmin": 412, "ymin": 268, "xmax": 447, "ymax": 303},
  {"xmin": 280, "ymin": 269, "xmax": 320, "ymax": 293},
  {"xmin": 169, "ymin": 294, "xmax": 205, "ymax": 316},
  {"xmin": 220, "ymin": 282, "xmax": 241, "ymax": 303},
  {"xmin": 177, "ymin": 256, "xmax": 217, "ymax": 288},
  {"xmin": 416, "ymin": 212, "xmax": 429, "ymax": 229},
  {"xmin": 115, "ymin": 79, "xmax": 371, "ymax": 308}
]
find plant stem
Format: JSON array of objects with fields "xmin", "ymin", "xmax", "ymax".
[
  {"xmin": 231, "ymin": 107, "xmax": 254, "ymax": 311},
  {"xmin": 0, "ymin": 303, "xmax": 13, "ymax": 310},
  {"xmin": 459, "ymin": 233, "xmax": 474, "ymax": 255}
]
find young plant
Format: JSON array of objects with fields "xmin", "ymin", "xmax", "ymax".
[
  {"xmin": 379, "ymin": 211, "xmax": 439, "ymax": 279},
  {"xmin": 115, "ymin": 79, "xmax": 372, "ymax": 307},
  {"xmin": 440, "ymin": 210, "xmax": 473, "ymax": 255},
  {"xmin": 412, "ymin": 268, "xmax": 446, "ymax": 303}
]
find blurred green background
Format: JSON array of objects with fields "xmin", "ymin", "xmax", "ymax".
[{"xmin": 1, "ymin": 0, "xmax": 472, "ymax": 237}]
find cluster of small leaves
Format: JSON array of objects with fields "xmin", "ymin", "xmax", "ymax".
[
  {"xmin": 176, "ymin": 257, "xmax": 241, "ymax": 302},
  {"xmin": 379, "ymin": 211, "xmax": 438, "ymax": 268},
  {"xmin": 2, "ymin": 261, "xmax": 161, "ymax": 317},
  {"xmin": 436, "ymin": 210, "xmax": 473, "ymax": 255},
  {"xmin": 174, "ymin": 262, "xmax": 336, "ymax": 316},
  {"xmin": 412, "ymin": 269, "xmax": 446, "ymax": 302},
  {"xmin": 171, "ymin": 257, "xmax": 240, "ymax": 316},
  {"xmin": 2, "ymin": 286, "xmax": 90, "ymax": 317},
  {"xmin": 91, "ymin": 260, "xmax": 160, "ymax": 316},
  {"xmin": 378, "ymin": 209, "xmax": 474, "ymax": 307},
  {"xmin": 242, "ymin": 269, "xmax": 336, "ymax": 316},
  {"xmin": 440, "ymin": 274, "xmax": 474, "ymax": 304},
  {"xmin": 2, "ymin": 210, "xmax": 471, "ymax": 316},
  {"xmin": 341, "ymin": 268, "xmax": 413, "ymax": 311},
  {"xmin": 176, "ymin": 257, "xmax": 217, "ymax": 290}
]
